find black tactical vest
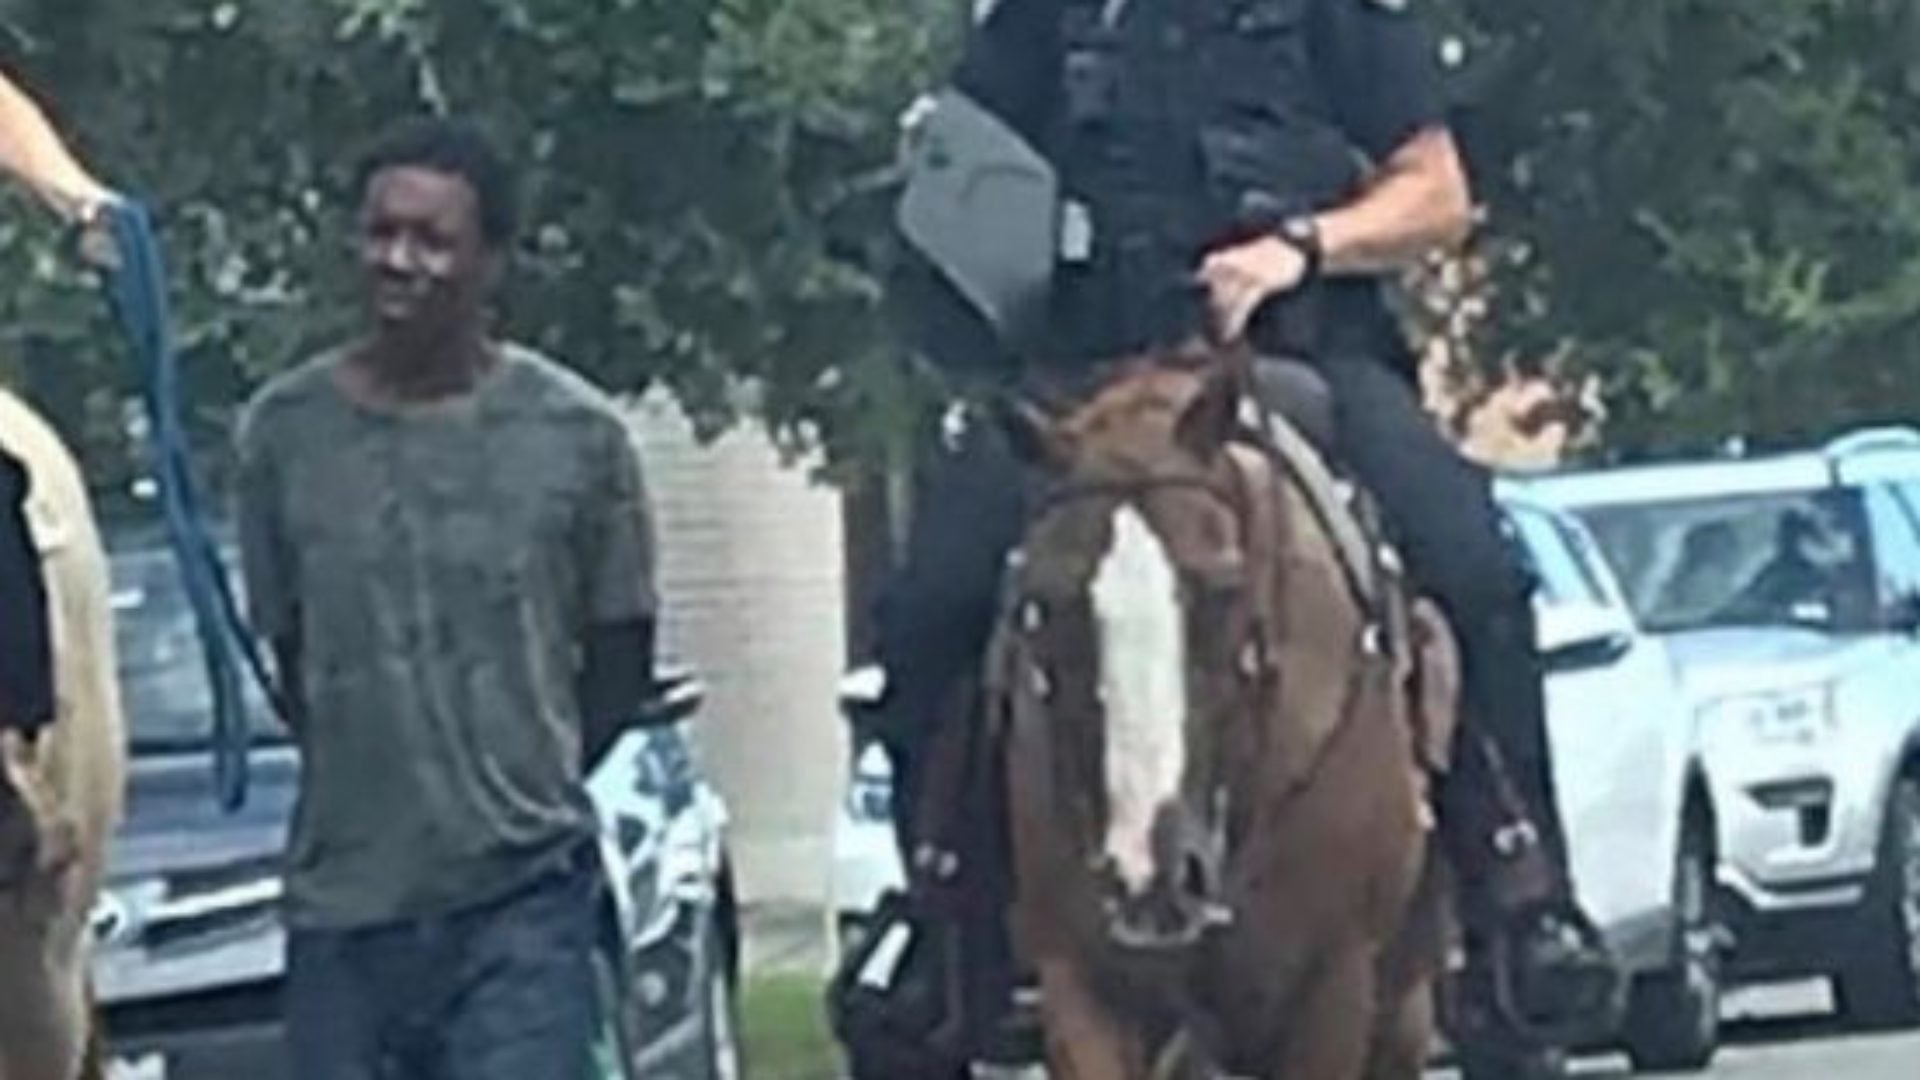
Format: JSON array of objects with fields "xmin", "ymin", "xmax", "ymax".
[{"xmin": 1048, "ymin": 0, "xmax": 1367, "ymax": 361}]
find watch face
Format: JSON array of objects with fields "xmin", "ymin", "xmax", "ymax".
[{"xmin": 1280, "ymin": 217, "xmax": 1318, "ymax": 252}]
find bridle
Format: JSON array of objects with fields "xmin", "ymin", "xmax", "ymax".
[{"xmin": 995, "ymin": 455, "xmax": 1278, "ymax": 949}]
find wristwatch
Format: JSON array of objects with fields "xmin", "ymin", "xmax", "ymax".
[{"xmin": 1274, "ymin": 214, "xmax": 1324, "ymax": 283}]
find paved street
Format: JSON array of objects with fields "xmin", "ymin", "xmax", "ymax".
[
  {"xmin": 1441, "ymin": 982, "xmax": 1920, "ymax": 1080},
  {"xmin": 111, "ymin": 979, "xmax": 1920, "ymax": 1079},
  {"xmin": 1644, "ymin": 982, "xmax": 1920, "ymax": 1079}
]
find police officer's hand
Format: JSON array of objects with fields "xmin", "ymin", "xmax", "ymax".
[
  {"xmin": 1198, "ymin": 235, "xmax": 1311, "ymax": 343},
  {"xmin": 71, "ymin": 193, "xmax": 123, "ymax": 271}
]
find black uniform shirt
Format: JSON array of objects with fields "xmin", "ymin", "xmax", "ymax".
[
  {"xmin": 952, "ymin": 0, "xmax": 1456, "ymax": 364},
  {"xmin": 956, "ymin": 0, "xmax": 1451, "ymax": 170}
]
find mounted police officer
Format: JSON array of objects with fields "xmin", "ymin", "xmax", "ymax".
[{"xmin": 861, "ymin": 0, "xmax": 1620, "ymax": 1068}]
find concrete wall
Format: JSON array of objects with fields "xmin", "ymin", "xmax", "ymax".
[{"xmin": 623, "ymin": 389, "xmax": 849, "ymax": 906}]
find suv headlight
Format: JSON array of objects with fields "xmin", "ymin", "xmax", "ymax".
[{"xmin": 1699, "ymin": 683, "xmax": 1836, "ymax": 748}]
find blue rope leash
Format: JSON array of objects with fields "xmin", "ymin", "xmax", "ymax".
[{"xmin": 98, "ymin": 199, "xmax": 283, "ymax": 812}]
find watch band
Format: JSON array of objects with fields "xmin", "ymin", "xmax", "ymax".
[{"xmin": 1275, "ymin": 214, "xmax": 1324, "ymax": 284}]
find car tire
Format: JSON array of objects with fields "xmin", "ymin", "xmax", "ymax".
[
  {"xmin": 698, "ymin": 914, "xmax": 745, "ymax": 1080},
  {"xmin": 592, "ymin": 933, "xmax": 639, "ymax": 1080},
  {"xmin": 1834, "ymin": 774, "xmax": 1920, "ymax": 1030},
  {"xmin": 1621, "ymin": 809, "xmax": 1722, "ymax": 1072}
]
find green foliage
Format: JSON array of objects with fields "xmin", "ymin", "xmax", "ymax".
[
  {"xmin": 1438, "ymin": 0, "xmax": 1920, "ymax": 459},
  {"xmin": 9, "ymin": 0, "xmax": 1920, "ymax": 480},
  {"xmin": 0, "ymin": 0, "xmax": 955, "ymax": 491}
]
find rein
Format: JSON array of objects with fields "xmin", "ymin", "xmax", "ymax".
[
  {"xmin": 1025, "ymin": 471, "xmax": 1244, "ymax": 525},
  {"xmin": 100, "ymin": 202, "xmax": 286, "ymax": 812}
]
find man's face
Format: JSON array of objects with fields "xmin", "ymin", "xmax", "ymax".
[{"xmin": 356, "ymin": 165, "xmax": 497, "ymax": 342}]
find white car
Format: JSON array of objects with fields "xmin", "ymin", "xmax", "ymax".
[
  {"xmin": 587, "ymin": 669, "xmax": 744, "ymax": 1080},
  {"xmin": 1524, "ymin": 426, "xmax": 1920, "ymax": 1031},
  {"xmin": 830, "ymin": 487, "xmax": 1718, "ymax": 1071}
]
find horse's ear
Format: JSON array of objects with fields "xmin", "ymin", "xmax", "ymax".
[
  {"xmin": 995, "ymin": 395, "xmax": 1073, "ymax": 468},
  {"xmin": 1175, "ymin": 364, "xmax": 1242, "ymax": 458}
]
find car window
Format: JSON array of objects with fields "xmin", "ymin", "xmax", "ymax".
[
  {"xmin": 1551, "ymin": 515, "xmax": 1615, "ymax": 606},
  {"xmin": 1894, "ymin": 481, "xmax": 1920, "ymax": 537},
  {"xmin": 1575, "ymin": 487, "xmax": 1879, "ymax": 635},
  {"xmin": 108, "ymin": 534, "xmax": 283, "ymax": 752},
  {"xmin": 1508, "ymin": 505, "xmax": 1603, "ymax": 609},
  {"xmin": 1861, "ymin": 483, "xmax": 1920, "ymax": 611}
]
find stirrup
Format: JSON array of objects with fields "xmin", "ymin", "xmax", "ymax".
[{"xmin": 1483, "ymin": 904, "xmax": 1624, "ymax": 1048}]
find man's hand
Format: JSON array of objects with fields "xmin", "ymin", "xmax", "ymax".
[{"xmin": 1197, "ymin": 234, "xmax": 1311, "ymax": 344}]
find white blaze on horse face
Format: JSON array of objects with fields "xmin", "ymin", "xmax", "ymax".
[{"xmin": 1090, "ymin": 505, "xmax": 1188, "ymax": 897}]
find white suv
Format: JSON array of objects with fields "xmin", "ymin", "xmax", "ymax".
[
  {"xmin": 1526, "ymin": 427, "xmax": 1920, "ymax": 1029},
  {"xmin": 832, "ymin": 487, "xmax": 1720, "ymax": 1071}
]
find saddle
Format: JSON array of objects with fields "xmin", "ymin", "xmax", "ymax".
[
  {"xmin": 1234, "ymin": 385, "xmax": 1462, "ymax": 785},
  {"xmin": 1249, "ymin": 393, "xmax": 1559, "ymax": 908}
]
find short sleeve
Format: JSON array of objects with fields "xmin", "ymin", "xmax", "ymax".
[
  {"xmin": 1312, "ymin": 0, "xmax": 1452, "ymax": 162},
  {"xmin": 233, "ymin": 397, "xmax": 298, "ymax": 641},
  {"xmin": 580, "ymin": 418, "xmax": 659, "ymax": 627}
]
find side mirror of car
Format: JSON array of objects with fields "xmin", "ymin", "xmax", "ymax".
[
  {"xmin": 1885, "ymin": 591, "xmax": 1920, "ymax": 636},
  {"xmin": 838, "ymin": 664, "xmax": 893, "ymax": 745},
  {"xmin": 634, "ymin": 663, "xmax": 705, "ymax": 729},
  {"xmin": 1536, "ymin": 601, "xmax": 1635, "ymax": 675}
]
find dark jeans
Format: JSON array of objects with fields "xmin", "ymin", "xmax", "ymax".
[
  {"xmin": 873, "ymin": 351, "xmax": 1571, "ymax": 895},
  {"xmin": 0, "ymin": 447, "xmax": 52, "ymax": 736},
  {"xmin": 284, "ymin": 843, "xmax": 602, "ymax": 1080}
]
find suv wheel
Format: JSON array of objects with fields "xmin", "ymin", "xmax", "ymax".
[
  {"xmin": 591, "ymin": 933, "xmax": 638, "ymax": 1079},
  {"xmin": 1835, "ymin": 775, "xmax": 1920, "ymax": 1030},
  {"xmin": 1621, "ymin": 809, "xmax": 1721, "ymax": 1072},
  {"xmin": 699, "ymin": 914, "xmax": 744, "ymax": 1080}
]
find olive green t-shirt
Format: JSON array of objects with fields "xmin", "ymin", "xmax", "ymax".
[{"xmin": 234, "ymin": 344, "xmax": 657, "ymax": 930}]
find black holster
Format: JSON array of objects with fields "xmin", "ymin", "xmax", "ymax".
[{"xmin": 0, "ymin": 449, "xmax": 52, "ymax": 739}]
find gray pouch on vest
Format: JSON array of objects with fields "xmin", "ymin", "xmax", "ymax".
[{"xmin": 896, "ymin": 88, "xmax": 1060, "ymax": 357}]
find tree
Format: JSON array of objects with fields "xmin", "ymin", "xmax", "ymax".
[
  {"xmin": 0, "ymin": 0, "xmax": 954, "ymax": 499},
  {"xmin": 1436, "ymin": 0, "xmax": 1920, "ymax": 460}
]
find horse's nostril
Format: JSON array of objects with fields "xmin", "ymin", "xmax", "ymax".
[{"xmin": 1182, "ymin": 851, "xmax": 1212, "ymax": 900}]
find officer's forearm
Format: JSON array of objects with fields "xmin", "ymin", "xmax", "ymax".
[
  {"xmin": 0, "ymin": 72, "xmax": 109, "ymax": 221},
  {"xmin": 579, "ymin": 617, "xmax": 657, "ymax": 772},
  {"xmin": 1314, "ymin": 126, "xmax": 1472, "ymax": 277}
]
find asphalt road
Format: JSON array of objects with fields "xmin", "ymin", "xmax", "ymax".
[
  {"xmin": 110, "ymin": 982, "xmax": 1920, "ymax": 1080},
  {"xmin": 1440, "ymin": 982, "xmax": 1920, "ymax": 1080}
]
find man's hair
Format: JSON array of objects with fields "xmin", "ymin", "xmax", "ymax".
[{"xmin": 351, "ymin": 116, "xmax": 520, "ymax": 248}]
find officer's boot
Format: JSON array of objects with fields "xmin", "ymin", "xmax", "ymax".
[{"xmin": 1446, "ymin": 601, "xmax": 1623, "ymax": 1048}]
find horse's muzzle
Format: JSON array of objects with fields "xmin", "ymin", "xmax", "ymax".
[{"xmin": 1100, "ymin": 806, "xmax": 1234, "ymax": 952}]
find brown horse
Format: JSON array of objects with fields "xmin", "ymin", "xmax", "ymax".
[
  {"xmin": 0, "ymin": 387, "xmax": 125, "ymax": 1080},
  {"xmin": 990, "ymin": 351, "xmax": 1458, "ymax": 1079}
]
